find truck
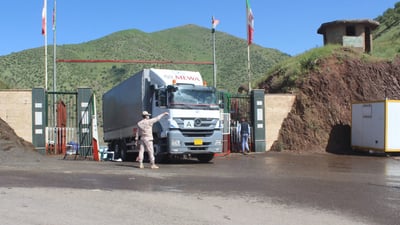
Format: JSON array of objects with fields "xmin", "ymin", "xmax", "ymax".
[{"xmin": 102, "ymin": 68, "xmax": 223, "ymax": 162}]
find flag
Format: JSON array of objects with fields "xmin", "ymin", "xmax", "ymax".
[
  {"xmin": 212, "ymin": 16, "xmax": 220, "ymax": 33},
  {"xmin": 52, "ymin": 0, "xmax": 56, "ymax": 31},
  {"xmin": 41, "ymin": 0, "xmax": 47, "ymax": 35},
  {"xmin": 246, "ymin": 0, "xmax": 254, "ymax": 45}
]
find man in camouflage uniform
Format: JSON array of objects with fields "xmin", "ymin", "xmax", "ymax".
[{"xmin": 136, "ymin": 111, "xmax": 169, "ymax": 169}]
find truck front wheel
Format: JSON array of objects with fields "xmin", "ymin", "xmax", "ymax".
[
  {"xmin": 119, "ymin": 141, "xmax": 127, "ymax": 161},
  {"xmin": 153, "ymin": 135, "xmax": 168, "ymax": 163},
  {"xmin": 196, "ymin": 153, "xmax": 214, "ymax": 163}
]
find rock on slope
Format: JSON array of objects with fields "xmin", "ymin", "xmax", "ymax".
[{"xmin": 260, "ymin": 53, "xmax": 400, "ymax": 153}]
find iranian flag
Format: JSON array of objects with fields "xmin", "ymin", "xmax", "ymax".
[
  {"xmin": 41, "ymin": 0, "xmax": 46, "ymax": 35},
  {"xmin": 212, "ymin": 16, "xmax": 220, "ymax": 29},
  {"xmin": 211, "ymin": 16, "xmax": 220, "ymax": 33},
  {"xmin": 52, "ymin": 1, "xmax": 56, "ymax": 31},
  {"xmin": 246, "ymin": 0, "xmax": 254, "ymax": 45}
]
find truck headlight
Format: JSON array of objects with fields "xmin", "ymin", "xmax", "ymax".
[
  {"xmin": 169, "ymin": 119, "xmax": 179, "ymax": 128},
  {"xmin": 170, "ymin": 139, "xmax": 181, "ymax": 147},
  {"xmin": 215, "ymin": 119, "xmax": 221, "ymax": 128}
]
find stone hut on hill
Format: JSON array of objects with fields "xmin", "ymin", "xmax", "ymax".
[{"xmin": 317, "ymin": 19, "xmax": 380, "ymax": 53}]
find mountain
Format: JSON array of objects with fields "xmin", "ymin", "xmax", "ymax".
[{"xmin": 0, "ymin": 25, "xmax": 289, "ymax": 95}]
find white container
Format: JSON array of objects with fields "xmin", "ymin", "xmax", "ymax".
[{"xmin": 351, "ymin": 100, "xmax": 400, "ymax": 153}]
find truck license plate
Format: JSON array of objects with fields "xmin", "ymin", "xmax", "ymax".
[{"xmin": 194, "ymin": 139, "xmax": 203, "ymax": 145}]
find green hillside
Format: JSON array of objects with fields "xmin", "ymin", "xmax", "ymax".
[
  {"xmin": 0, "ymin": 80, "xmax": 8, "ymax": 89},
  {"xmin": 371, "ymin": 2, "xmax": 400, "ymax": 58},
  {"xmin": 0, "ymin": 25, "xmax": 289, "ymax": 95}
]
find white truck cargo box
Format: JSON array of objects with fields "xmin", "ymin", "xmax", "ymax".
[{"xmin": 351, "ymin": 100, "xmax": 400, "ymax": 153}]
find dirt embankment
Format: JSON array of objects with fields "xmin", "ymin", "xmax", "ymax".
[
  {"xmin": 259, "ymin": 54, "xmax": 400, "ymax": 154},
  {"xmin": 0, "ymin": 117, "xmax": 44, "ymax": 163}
]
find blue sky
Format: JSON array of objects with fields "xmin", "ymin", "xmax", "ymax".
[{"xmin": 0, "ymin": 0, "xmax": 398, "ymax": 56}]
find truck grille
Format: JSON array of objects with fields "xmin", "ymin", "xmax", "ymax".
[
  {"xmin": 181, "ymin": 129, "xmax": 214, "ymax": 137},
  {"xmin": 175, "ymin": 117, "xmax": 217, "ymax": 137},
  {"xmin": 176, "ymin": 117, "xmax": 217, "ymax": 128}
]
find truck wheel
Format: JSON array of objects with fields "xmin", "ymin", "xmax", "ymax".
[
  {"xmin": 196, "ymin": 153, "xmax": 214, "ymax": 163},
  {"xmin": 119, "ymin": 141, "xmax": 127, "ymax": 161},
  {"xmin": 113, "ymin": 141, "xmax": 127, "ymax": 161},
  {"xmin": 153, "ymin": 143, "xmax": 167, "ymax": 163},
  {"xmin": 153, "ymin": 135, "xmax": 168, "ymax": 163},
  {"xmin": 112, "ymin": 142, "xmax": 120, "ymax": 160},
  {"xmin": 154, "ymin": 153, "xmax": 167, "ymax": 164}
]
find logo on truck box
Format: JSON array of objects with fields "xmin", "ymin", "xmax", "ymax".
[
  {"xmin": 175, "ymin": 75, "xmax": 201, "ymax": 82},
  {"xmin": 152, "ymin": 69, "xmax": 203, "ymax": 85}
]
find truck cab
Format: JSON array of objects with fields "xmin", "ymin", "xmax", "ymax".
[{"xmin": 152, "ymin": 82, "xmax": 222, "ymax": 162}]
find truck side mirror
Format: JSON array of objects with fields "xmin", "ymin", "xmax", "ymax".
[{"xmin": 167, "ymin": 85, "xmax": 178, "ymax": 92}]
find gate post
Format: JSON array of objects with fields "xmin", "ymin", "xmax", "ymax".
[
  {"xmin": 218, "ymin": 91, "xmax": 231, "ymax": 155},
  {"xmin": 32, "ymin": 88, "xmax": 47, "ymax": 154},
  {"xmin": 77, "ymin": 88, "xmax": 93, "ymax": 158},
  {"xmin": 251, "ymin": 89, "xmax": 266, "ymax": 152}
]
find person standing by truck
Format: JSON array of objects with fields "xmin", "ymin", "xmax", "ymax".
[
  {"xmin": 237, "ymin": 118, "xmax": 251, "ymax": 154},
  {"xmin": 136, "ymin": 111, "xmax": 169, "ymax": 169}
]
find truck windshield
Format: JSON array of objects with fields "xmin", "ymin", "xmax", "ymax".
[{"xmin": 168, "ymin": 88, "xmax": 218, "ymax": 109}]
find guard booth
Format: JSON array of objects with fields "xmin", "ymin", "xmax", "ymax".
[
  {"xmin": 31, "ymin": 87, "xmax": 99, "ymax": 160},
  {"xmin": 220, "ymin": 89, "xmax": 266, "ymax": 153}
]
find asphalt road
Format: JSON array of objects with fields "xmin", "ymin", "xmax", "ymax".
[{"xmin": 0, "ymin": 151, "xmax": 399, "ymax": 225}]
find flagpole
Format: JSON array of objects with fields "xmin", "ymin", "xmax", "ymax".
[
  {"xmin": 53, "ymin": 0, "xmax": 57, "ymax": 128},
  {"xmin": 211, "ymin": 16, "xmax": 219, "ymax": 89},
  {"xmin": 247, "ymin": 45, "xmax": 251, "ymax": 93},
  {"xmin": 45, "ymin": 35, "xmax": 48, "ymax": 90},
  {"xmin": 212, "ymin": 26, "xmax": 217, "ymax": 88},
  {"xmin": 44, "ymin": 0, "xmax": 48, "ymax": 90},
  {"xmin": 53, "ymin": 0, "xmax": 57, "ymax": 96}
]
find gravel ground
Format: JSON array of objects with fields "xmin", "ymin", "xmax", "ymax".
[
  {"xmin": 0, "ymin": 187, "xmax": 373, "ymax": 225},
  {"xmin": 0, "ymin": 119, "xmax": 377, "ymax": 225}
]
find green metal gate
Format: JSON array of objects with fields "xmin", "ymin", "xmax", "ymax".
[
  {"xmin": 228, "ymin": 93, "xmax": 254, "ymax": 153},
  {"xmin": 32, "ymin": 87, "xmax": 96, "ymax": 159},
  {"xmin": 219, "ymin": 89, "xmax": 266, "ymax": 153}
]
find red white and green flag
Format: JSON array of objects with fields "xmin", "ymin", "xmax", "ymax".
[
  {"xmin": 41, "ymin": 0, "xmax": 47, "ymax": 35},
  {"xmin": 246, "ymin": 0, "xmax": 254, "ymax": 45},
  {"xmin": 211, "ymin": 16, "xmax": 220, "ymax": 33},
  {"xmin": 52, "ymin": 0, "xmax": 56, "ymax": 31}
]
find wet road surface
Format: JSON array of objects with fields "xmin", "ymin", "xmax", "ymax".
[{"xmin": 0, "ymin": 151, "xmax": 399, "ymax": 225}]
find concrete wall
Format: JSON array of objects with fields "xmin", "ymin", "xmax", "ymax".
[
  {"xmin": 0, "ymin": 90, "xmax": 32, "ymax": 142},
  {"xmin": 0, "ymin": 90, "xmax": 296, "ymax": 152},
  {"xmin": 265, "ymin": 94, "xmax": 295, "ymax": 151},
  {"xmin": 323, "ymin": 24, "xmax": 368, "ymax": 52},
  {"xmin": 324, "ymin": 25, "xmax": 347, "ymax": 45}
]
